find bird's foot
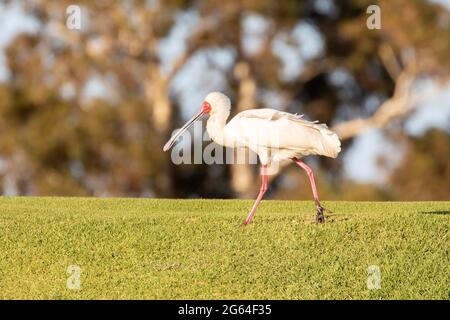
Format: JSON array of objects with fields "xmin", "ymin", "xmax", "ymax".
[
  {"xmin": 315, "ymin": 207, "xmax": 325, "ymax": 224},
  {"xmin": 315, "ymin": 203, "xmax": 330, "ymax": 224},
  {"xmin": 243, "ymin": 216, "xmax": 254, "ymax": 226},
  {"xmin": 243, "ymin": 214, "xmax": 254, "ymax": 226}
]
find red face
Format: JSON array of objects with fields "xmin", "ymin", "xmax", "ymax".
[{"xmin": 201, "ymin": 101, "xmax": 212, "ymax": 114}]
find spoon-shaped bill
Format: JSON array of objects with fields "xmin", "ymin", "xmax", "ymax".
[{"xmin": 163, "ymin": 110, "xmax": 205, "ymax": 152}]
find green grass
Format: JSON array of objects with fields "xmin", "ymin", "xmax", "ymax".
[{"xmin": 0, "ymin": 197, "xmax": 448, "ymax": 300}]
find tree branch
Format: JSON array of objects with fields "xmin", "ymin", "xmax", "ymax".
[
  {"xmin": 163, "ymin": 19, "xmax": 213, "ymax": 83},
  {"xmin": 378, "ymin": 43, "xmax": 402, "ymax": 81},
  {"xmin": 332, "ymin": 68, "xmax": 415, "ymax": 140}
]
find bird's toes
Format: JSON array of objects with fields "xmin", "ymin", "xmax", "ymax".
[
  {"xmin": 315, "ymin": 205, "xmax": 326, "ymax": 224},
  {"xmin": 315, "ymin": 214, "xmax": 325, "ymax": 224}
]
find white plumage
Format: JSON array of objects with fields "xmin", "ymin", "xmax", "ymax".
[
  {"xmin": 163, "ymin": 91, "xmax": 342, "ymax": 225},
  {"xmin": 222, "ymin": 108, "xmax": 341, "ymax": 164}
]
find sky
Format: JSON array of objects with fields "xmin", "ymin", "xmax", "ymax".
[
  {"xmin": 430, "ymin": 0, "xmax": 450, "ymax": 10},
  {"xmin": 0, "ymin": 1, "xmax": 449, "ymax": 185}
]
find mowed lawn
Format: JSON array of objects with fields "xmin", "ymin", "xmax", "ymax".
[{"xmin": 0, "ymin": 197, "xmax": 448, "ymax": 300}]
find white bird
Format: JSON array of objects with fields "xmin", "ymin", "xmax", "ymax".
[{"xmin": 164, "ymin": 92, "xmax": 341, "ymax": 224}]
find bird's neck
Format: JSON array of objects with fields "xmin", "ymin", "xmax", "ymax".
[{"xmin": 206, "ymin": 112, "xmax": 229, "ymax": 146}]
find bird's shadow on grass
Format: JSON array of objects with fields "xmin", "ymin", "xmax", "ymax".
[
  {"xmin": 419, "ymin": 210, "xmax": 450, "ymax": 215},
  {"xmin": 322, "ymin": 214, "xmax": 351, "ymax": 224}
]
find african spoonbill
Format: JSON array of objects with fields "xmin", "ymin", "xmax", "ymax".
[{"xmin": 163, "ymin": 92, "xmax": 341, "ymax": 224}]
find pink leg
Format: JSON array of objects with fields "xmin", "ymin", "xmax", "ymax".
[
  {"xmin": 244, "ymin": 165, "xmax": 268, "ymax": 225},
  {"xmin": 293, "ymin": 158, "xmax": 326, "ymax": 223}
]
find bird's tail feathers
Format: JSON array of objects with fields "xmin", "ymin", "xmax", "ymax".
[{"xmin": 303, "ymin": 121, "xmax": 341, "ymax": 158}]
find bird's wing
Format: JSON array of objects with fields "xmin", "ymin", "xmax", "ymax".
[
  {"xmin": 235, "ymin": 108, "xmax": 306, "ymax": 122},
  {"xmin": 225, "ymin": 108, "xmax": 341, "ymax": 158}
]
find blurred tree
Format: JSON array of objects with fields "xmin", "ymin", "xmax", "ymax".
[
  {"xmin": 390, "ymin": 129, "xmax": 450, "ymax": 200},
  {"xmin": 0, "ymin": 0, "xmax": 190, "ymax": 195},
  {"xmin": 0, "ymin": 0, "xmax": 448, "ymax": 199}
]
